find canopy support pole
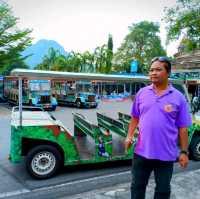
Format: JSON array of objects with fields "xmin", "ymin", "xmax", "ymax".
[{"xmin": 18, "ymin": 78, "xmax": 22, "ymax": 127}]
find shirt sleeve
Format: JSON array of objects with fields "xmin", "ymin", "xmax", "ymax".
[
  {"xmin": 131, "ymin": 92, "xmax": 140, "ymax": 118},
  {"xmin": 176, "ymin": 96, "xmax": 192, "ymax": 128}
]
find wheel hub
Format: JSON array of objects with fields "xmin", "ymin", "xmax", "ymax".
[{"xmin": 31, "ymin": 152, "xmax": 56, "ymax": 176}]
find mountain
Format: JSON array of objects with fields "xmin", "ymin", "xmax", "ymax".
[{"xmin": 21, "ymin": 39, "xmax": 67, "ymax": 69}]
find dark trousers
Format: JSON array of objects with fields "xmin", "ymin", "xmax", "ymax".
[{"xmin": 131, "ymin": 154, "xmax": 174, "ymax": 199}]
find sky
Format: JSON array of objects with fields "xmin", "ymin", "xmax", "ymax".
[{"xmin": 7, "ymin": 0, "xmax": 178, "ymax": 56}]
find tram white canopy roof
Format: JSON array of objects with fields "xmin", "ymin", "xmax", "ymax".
[
  {"xmin": 10, "ymin": 68, "xmax": 184, "ymax": 84},
  {"xmin": 11, "ymin": 69, "xmax": 149, "ymax": 82}
]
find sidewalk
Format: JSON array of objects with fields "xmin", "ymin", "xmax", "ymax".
[{"xmin": 61, "ymin": 169, "xmax": 200, "ymax": 199}]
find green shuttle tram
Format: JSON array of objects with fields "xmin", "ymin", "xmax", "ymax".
[{"xmin": 9, "ymin": 69, "xmax": 200, "ymax": 179}]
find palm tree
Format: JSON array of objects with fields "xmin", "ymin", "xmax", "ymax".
[{"xmin": 94, "ymin": 45, "xmax": 107, "ymax": 73}]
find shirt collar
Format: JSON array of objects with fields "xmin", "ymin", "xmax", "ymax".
[{"xmin": 148, "ymin": 84, "xmax": 174, "ymax": 94}]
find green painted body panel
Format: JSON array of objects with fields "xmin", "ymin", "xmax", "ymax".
[
  {"xmin": 10, "ymin": 125, "xmax": 80, "ymax": 164},
  {"xmin": 188, "ymin": 123, "xmax": 200, "ymax": 143},
  {"xmin": 10, "ymin": 126, "xmax": 23, "ymax": 162}
]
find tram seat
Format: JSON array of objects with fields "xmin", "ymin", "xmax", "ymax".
[{"xmin": 96, "ymin": 112, "xmax": 127, "ymax": 137}]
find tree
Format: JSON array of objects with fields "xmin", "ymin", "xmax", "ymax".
[
  {"xmin": 0, "ymin": 2, "xmax": 32, "ymax": 74},
  {"xmin": 39, "ymin": 47, "xmax": 59, "ymax": 70},
  {"xmin": 94, "ymin": 45, "xmax": 107, "ymax": 73},
  {"xmin": 94, "ymin": 35, "xmax": 114, "ymax": 74},
  {"xmin": 79, "ymin": 51, "xmax": 95, "ymax": 73},
  {"xmin": 36, "ymin": 48, "xmax": 68, "ymax": 71},
  {"xmin": 113, "ymin": 21, "xmax": 166, "ymax": 73},
  {"xmin": 52, "ymin": 54, "xmax": 67, "ymax": 71},
  {"xmin": 36, "ymin": 39, "xmax": 112, "ymax": 74},
  {"xmin": 164, "ymin": 0, "xmax": 200, "ymax": 51},
  {"xmin": 105, "ymin": 34, "xmax": 113, "ymax": 73},
  {"xmin": 66, "ymin": 51, "xmax": 82, "ymax": 72}
]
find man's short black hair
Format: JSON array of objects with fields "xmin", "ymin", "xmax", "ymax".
[{"xmin": 151, "ymin": 56, "xmax": 171, "ymax": 74}]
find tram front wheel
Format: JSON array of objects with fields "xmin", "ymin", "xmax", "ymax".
[{"xmin": 26, "ymin": 145, "xmax": 62, "ymax": 179}]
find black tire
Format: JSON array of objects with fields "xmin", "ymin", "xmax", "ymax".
[
  {"xmin": 29, "ymin": 100, "xmax": 33, "ymax": 106},
  {"xmin": 189, "ymin": 136, "xmax": 200, "ymax": 161},
  {"xmin": 76, "ymin": 99, "xmax": 82, "ymax": 108},
  {"xmin": 52, "ymin": 105, "xmax": 56, "ymax": 111},
  {"xmin": 26, "ymin": 145, "xmax": 62, "ymax": 179},
  {"xmin": 93, "ymin": 104, "xmax": 98, "ymax": 108}
]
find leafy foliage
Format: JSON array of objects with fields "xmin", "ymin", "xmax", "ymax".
[
  {"xmin": 0, "ymin": 2, "xmax": 32, "ymax": 74},
  {"xmin": 105, "ymin": 34, "xmax": 113, "ymax": 73},
  {"xmin": 164, "ymin": 0, "xmax": 200, "ymax": 51},
  {"xmin": 36, "ymin": 47, "xmax": 60, "ymax": 70},
  {"xmin": 36, "ymin": 35, "xmax": 114, "ymax": 74},
  {"xmin": 113, "ymin": 21, "xmax": 166, "ymax": 73}
]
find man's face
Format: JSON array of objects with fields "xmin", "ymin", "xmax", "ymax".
[{"xmin": 149, "ymin": 61, "xmax": 169, "ymax": 84}]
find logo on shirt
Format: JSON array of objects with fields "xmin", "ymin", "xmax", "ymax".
[{"xmin": 164, "ymin": 104, "xmax": 173, "ymax": 112}]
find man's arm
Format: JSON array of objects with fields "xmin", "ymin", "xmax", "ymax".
[
  {"xmin": 125, "ymin": 116, "xmax": 139, "ymax": 150},
  {"xmin": 179, "ymin": 127, "xmax": 189, "ymax": 168}
]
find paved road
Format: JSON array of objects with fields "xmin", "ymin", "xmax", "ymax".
[
  {"xmin": 61, "ymin": 168, "xmax": 200, "ymax": 199},
  {"xmin": 0, "ymin": 103, "xmax": 11, "ymax": 161},
  {"xmin": 1, "ymin": 161, "xmax": 200, "ymax": 199}
]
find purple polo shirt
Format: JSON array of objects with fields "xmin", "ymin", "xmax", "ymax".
[{"xmin": 131, "ymin": 84, "xmax": 192, "ymax": 161}]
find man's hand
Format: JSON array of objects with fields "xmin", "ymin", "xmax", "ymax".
[
  {"xmin": 178, "ymin": 128, "xmax": 189, "ymax": 168},
  {"xmin": 125, "ymin": 137, "xmax": 133, "ymax": 152},
  {"xmin": 179, "ymin": 153, "xmax": 189, "ymax": 168},
  {"xmin": 125, "ymin": 116, "xmax": 139, "ymax": 153}
]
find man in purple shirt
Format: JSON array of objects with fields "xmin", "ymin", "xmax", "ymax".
[{"xmin": 125, "ymin": 57, "xmax": 192, "ymax": 199}]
